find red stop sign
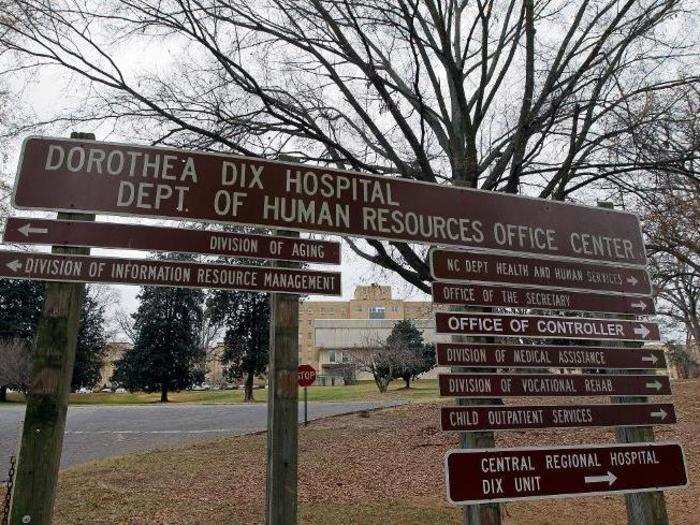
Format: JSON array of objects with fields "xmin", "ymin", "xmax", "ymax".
[{"xmin": 297, "ymin": 364, "xmax": 317, "ymax": 387}]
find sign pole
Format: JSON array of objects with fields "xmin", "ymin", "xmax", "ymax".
[
  {"xmin": 265, "ymin": 228, "xmax": 300, "ymax": 525},
  {"xmin": 597, "ymin": 202, "xmax": 670, "ymax": 525},
  {"xmin": 304, "ymin": 387, "xmax": 308, "ymax": 427},
  {"xmin": 9, "ymin": 132, "xmax": 95, "ymax": 525}
]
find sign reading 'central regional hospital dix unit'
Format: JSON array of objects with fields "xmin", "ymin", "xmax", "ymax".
[{"xmin": 14, "ymin": 137, "xmax": 646, "ymax": 264}]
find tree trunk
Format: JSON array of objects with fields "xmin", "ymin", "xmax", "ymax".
[
  {"xmin": 0, "ymin": 385, "xmax": 6, "ymax": 402},
  {"xmin": 244, "ymin": 371, "xmax": 255, "ymax": 402},
  {"xmin": 402, "ymin": 375, "xmax": 411, "ymax": 389},
  {"xmin": 160, "ymin": 383, "xmax": 169, "ymax": 403}
]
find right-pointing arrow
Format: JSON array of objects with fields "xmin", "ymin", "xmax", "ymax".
[
  {"xmin": 626, "ymin": 276, "xmax": 639, "ymax": 286},
  {"xmin": 5, "ymin": 260, "xmax": 22, "ymax": 272},
  {"xmin": 646, "ymin": 380, "xmax": 662, "ymax": 391},
  {"xmin": 641, "ymin": 354, "xmax": 658, "ymax": 364},
  {"xmin": 631, "ymin": 300, "xmax": 647, "ymax": 311},
  {"xmin": 651, "ymin": 408, "xmax": 667, "ymax": 420},
  {"xmin": 633, "ymin": 324, "xmax": 650, "ymax": 339},
  {"xmin": 584, "ymin": 471, "xmax": 617, "ymax": 486}
]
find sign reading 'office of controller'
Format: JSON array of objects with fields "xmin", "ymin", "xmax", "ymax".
[{"xmin": 14, "ymin": 137, "xmax": 646, "ymax": 263}]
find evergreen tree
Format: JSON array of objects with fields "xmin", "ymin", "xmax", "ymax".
[
  {"xmin": 208, "ymin": 289, "xmax": 269, "ymax": 402},
  {"xmin": 72, "ymin": 292, "xmax": 108, "ymax": 391},
  {"xmin": 112, "ymin": 284, "xmax": 205, "ymax": 402},
  {"xmin": 0, "ymin": 278, "xmax": 44, "ymax": 401},
  {"xmin": 386, "ymin": 320, "xmax": 435, "ymax": 389}
]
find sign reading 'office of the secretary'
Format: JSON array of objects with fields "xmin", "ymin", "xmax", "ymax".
[
  {"xmin": 445, "ymin": 442, "xmax": 687, "ymax": 505},
  {"xmin": 13, "ymin": 137, "xmax": 646, "ymax": 264},
  {"xmin": 0, "ymin": 251, "xmax": 341, "ymax": 295}
]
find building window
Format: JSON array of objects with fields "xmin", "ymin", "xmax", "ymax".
[
  {"xmin": 329, "ymin": 350, "xmax": 336, "ymax": 363},
  {"xmin": 369, "ymin": 306, "xmax": 385, "ymax": 319}
]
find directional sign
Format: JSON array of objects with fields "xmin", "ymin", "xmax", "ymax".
[
  {"xmin": 430, "ymin": 249, "xmax": 650, "ymax": 295},
  {"xmin": 440, "ymin": 403, "xmax": 677, "ymax": 432},
  {"xmin": 438, "ymin": 373, "xmax": 671, "ymax": 397},
  {"xmin": 436, "ymin": 343, "xmax": 666, "ymax": 369},
  {"xmin": 445, "ymin": 442, "xmax": 688, "ymax": 505},
  {"xmin": 432, "ymin": 281, "xmax": 655, "ymax": 315},
  {"xmin": 3, "ymin": 217, "xmax": 341, "ymax": 265},
  {"xmin": 435, "ymin": 312, "xmax": 660, "ymax": 341},
  {"xmin": 0, "ymin": 250, "xmax": 341, "ymax": 295},
  {"xmin": 13, "ymin": 137, "xmax": 646, "ymax": 264},
  {"xmin": 297, "ymin": 364, "xmax": 317, "ymax": 387}
]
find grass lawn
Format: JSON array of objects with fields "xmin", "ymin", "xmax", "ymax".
[
  {"xmin": 2, "ymin": 379, "xmax": 697, "ymax": 524},
  {"xmin": 1, "ymin": 379, "xmax": 441, "ymax": 405}
]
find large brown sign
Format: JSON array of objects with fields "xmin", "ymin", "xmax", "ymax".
[
  {"xmin": 435, "ymin": 312, "xmax": 660, "ymax": 341},
  {"xmin": 430, "ymin": 249, "xmax": 650, "ymax": 295},
  {"xmin": 0, "ymin": 251, "xmax": 341, "ymax": 295},
  {"xmin": 3, "ymin": 217, "xmax": 341, "ymax": 265},
  {"xmin": 438, "ymin": 373, "xmax": 671, "ymax": 397},
  {"xmin": 432, "ymin": 282, "xmax": 655, "ymax": 315},
  {"xmin": 436, "ymin": 343, "xmax": 666, "ymax": 369},
  {"xmin": 445, "ymin": 442, "xmax": 687, "ymax": 505},
  {"xmin": 440, "ymin": 403, "xmax": 677, "ymax": 432},
  {"xmin": 13, "ymin": 137, "xmax": 646, "ymax": 264}
]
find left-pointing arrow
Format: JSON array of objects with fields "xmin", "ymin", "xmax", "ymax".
[
  {"xmin": 6, "ymin": 260, "xmax": 22, "ymax": 272},
  {"xmin": 18, "ymin": 223, "xmax": 48, "ymax": 237}
]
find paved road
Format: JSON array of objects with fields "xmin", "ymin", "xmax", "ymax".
[{"xmin": 0, "ymin": 401, "xmax": 400, "ymax": 477}]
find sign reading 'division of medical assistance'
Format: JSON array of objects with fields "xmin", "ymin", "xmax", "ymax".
[{"xmin": 13, "ymin": 137, "xmax": 646, "ymax": 264}]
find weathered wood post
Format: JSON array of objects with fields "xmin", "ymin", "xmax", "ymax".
[
  {"xmin": 597, "ymin": 202, "xmax": 669, "ymax": 525},
  {"xmin": 265, "ymin": 220, "xmax": 300, "ymax": 525},
  {"xmin": 9, "ymin": 133, "xmax": 95, "ymax": 525}
]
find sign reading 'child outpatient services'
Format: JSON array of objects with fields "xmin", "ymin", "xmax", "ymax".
[{"xmin": 14, "ymin": 137, "xmax": 646, "ymax": 264}]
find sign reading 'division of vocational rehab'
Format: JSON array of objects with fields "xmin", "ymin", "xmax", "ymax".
[
  {"xmin": 0, "ymin": 251, "xmax": 341, "ymax": 295},
  {"xmin": 440, "ymin": 403, "xmax": 677, "ymax": 432},
  {"xmin": 430, "ymin": 250, "xmax": 650, "ymax": 295},
  {"xmin": 14, "ymin": 137, "xmax": 645, "ymax": 264},
  {"xmin": 3, "ymin": 217, "xmax": 341, "ymax": 265},
  {"xmin": 435, "ymin": 312, "xmax": 660, "ymax": 341},
  {"xmin": 436, "ymin": 343, "xmax": 666, "ymax": 370},
  {"xmin": 438, "ymin": 373, "xmax": 671, "ymax": 397},
  {"xmin": 445, "ymin": 442, "xmax": 687, "ymax": 505},
  {"xmin": 431, "ymin": 282, "xmax": 655, "ymax": 315}
]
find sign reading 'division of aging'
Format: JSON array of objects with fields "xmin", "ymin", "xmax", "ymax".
[
  {"xmin": 0, "ymin": 251, "xmax": 341, "ymax": 295},
  {"xmin": 13, "ymin": 137, "xmax": 646, "ymax": 264},
  {"xmin": 438, "ymin": 373, "xmax": 671, "ymax": 397},
  {"xmin": 430, "ymin": 249, "xmax": 651, "ymax": 295},
  {"xmin": 444, "ymin": 442, "xmax": 687, "ymax": 505},
  {"xmin": 436, "ymin": 343, "xmax": 666, "ymax": 370},
  {"xmin": 435, "ymin": 312, "xmax": 660, "ymax": 341},
  {"xmin": 440, "ymin": 403, "xmax": 677, "ymax": 432},
  {"xmin": 432, "ymin": 281, "xmax": 655, "ymax": 315},
  {"xmin": 3, "ymin": 217, "xmax": 341, "ymax": 265}
]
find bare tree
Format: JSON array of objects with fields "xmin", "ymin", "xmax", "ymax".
[
  {"xmin": 0, "ymin": 1, "xmax": 696, "ymax": 290},
  {"xmin": 0, "ymin": 337, "xmax": 30, "ymax": 401}
]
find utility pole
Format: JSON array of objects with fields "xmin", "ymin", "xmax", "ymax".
[
  {"xmin": 597, "ymin": 202, "xmax": 669, "ymax": 525},
  {"xmin": 9, "ymin": 133, "xmax": 95, "ymax": 525},
  {"xmin": 265, "ymin": 154, "xmax": 301, "ymax": 525}
]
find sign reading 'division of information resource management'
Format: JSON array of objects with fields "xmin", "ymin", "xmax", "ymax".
[
  {"xmin": 444, "ymin": 442, "xmax": 687, "ymax": 505},
  {"xmin": 440, "ymin": 403, "xmax": 677, "ymax": 432},
  {"xmin": 436, "ymin": 343, "xmax": 666, "ymax": 370},
  {"xmin": 13, "ymin": 137, "xmax": 646, "ymax": 264},
  {"xmin": 3, "ymin": 217, "xmax": 341, "ymax": 265},
  {"xmin": 430, "ymin": 249, "xmax": 650, "ymax": 295},
  {"xmin": 438, "ymin": 373, "xmax": 671, "ymax": 397},
  {"xmin": 435, "ymin": 312, "xmax": 660, "ymax": 341},
  {"xmin": 0, "ymin": 251, "xmax": 341, "ymax": 295},
  {"xmin": 432, "ymin": 282, "xmax": 655, "ymax": 315}
]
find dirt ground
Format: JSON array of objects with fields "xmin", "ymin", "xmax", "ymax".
[{"xmin": 3, "ymin": 379, "xmax": 698, "ymax": 524}]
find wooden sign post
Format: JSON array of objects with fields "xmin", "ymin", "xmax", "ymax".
[{"xmin": 9, "ymin": 133, "xmax": 94, "ymax": 525}]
